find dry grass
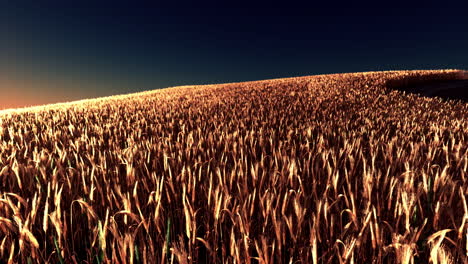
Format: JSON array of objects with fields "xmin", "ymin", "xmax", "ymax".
[{"xmin": 0, "ymin": 69, "xmax": 467, "ymax": 263}]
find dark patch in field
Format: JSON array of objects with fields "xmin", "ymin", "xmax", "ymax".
[{"xmin": 389, "ymin": 78, "xmax": 468, "ymax": 102}]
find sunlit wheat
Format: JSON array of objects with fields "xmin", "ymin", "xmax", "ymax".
[{"xmin": 0, "ymin": 70, "xmax": 467, "ymax": 263}]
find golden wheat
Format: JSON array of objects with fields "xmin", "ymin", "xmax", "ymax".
[{"xmin": 0, "ymin": 69, "xmax": 467, "ymax": 263}]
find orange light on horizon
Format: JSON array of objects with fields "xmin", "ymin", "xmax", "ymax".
[{"xmin": 0, "ymin": 75, "xmax": 101, "ymax": 111}]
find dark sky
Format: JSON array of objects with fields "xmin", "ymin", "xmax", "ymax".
[{"xmin": 1, "ymin": 1, "xmax": 467, "ymax": 109}]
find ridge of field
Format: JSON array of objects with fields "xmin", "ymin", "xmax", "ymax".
[
  {"xmin": 0, "ymin": 69, "xmax": 465, "ymax": 115},
  {"xmin": 0, "ymin": 69, "xmax": 467, "ymax": 263}
]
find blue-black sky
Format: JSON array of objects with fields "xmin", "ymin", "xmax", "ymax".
[{"xmin": 1, "ymin": 1, "xmax": 467, "ymax": 109}]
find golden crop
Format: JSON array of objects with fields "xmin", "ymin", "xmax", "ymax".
[{"xmin": 0, "ymin": 70, "xmax": 467, "ymax": 263}]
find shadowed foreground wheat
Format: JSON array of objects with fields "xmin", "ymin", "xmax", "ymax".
[{"xmin": 0, "ymin": 70, "xmax": 467, "ymax": 263}]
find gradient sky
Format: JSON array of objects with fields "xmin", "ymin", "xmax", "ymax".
[{"xmin": 1, "ymin": 1, "xmax": 467, "ymax": 109}]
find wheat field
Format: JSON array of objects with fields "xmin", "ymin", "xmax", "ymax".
[{"xmin": 0, "ymin": 70, "xmax": 467, "ymax": 263}]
